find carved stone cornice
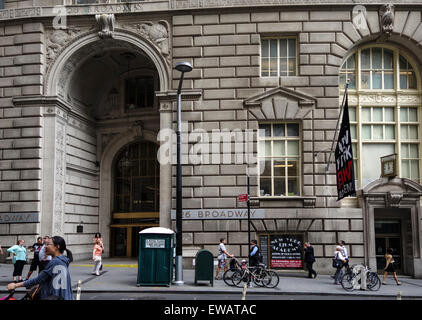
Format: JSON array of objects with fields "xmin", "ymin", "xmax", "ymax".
[{"xmin": 386, "ymin": 191, "xmax": 403, "ymax": 208}]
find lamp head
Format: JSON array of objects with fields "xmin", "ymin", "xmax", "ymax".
[{"xmin": 175, "ymin": 61, "xmax": 193, "ymax": 73}]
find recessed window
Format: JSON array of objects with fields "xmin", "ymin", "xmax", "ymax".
[
  {"xmin": 261, "ymin": 38, "xmax": 297, "ymax": 77},
  {"xmin": 258, "ymin": 123, "xmax": 301, "ymax": 196},
  {"xmin": 125, "ymin": 76, "xmax": 155, "ymax": 110}
]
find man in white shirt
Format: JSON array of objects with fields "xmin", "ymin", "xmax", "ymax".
[
  {"xmin": 340, "ymin": 240, "xmax": 349, "ymax": 270},
  {"xmin": 38, "ymin": 235, "xmax": 52, "ymax": 271},
  {"xmin": 215, "ymin": 238, "xmax": 233, "ymax": 280}
]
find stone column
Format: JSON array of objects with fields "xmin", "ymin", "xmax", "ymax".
[
  {"xmin": 159, "ymin": 102, "xmax": 173, "ymax": 229},
  {"xmin": 41, "ymin": 105, "xmax": 67, "ymax": 238}
]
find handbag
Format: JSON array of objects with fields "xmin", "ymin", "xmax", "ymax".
[{"xmin": 332, "ymin": 252, "xmax": 344, "ymax": 268}]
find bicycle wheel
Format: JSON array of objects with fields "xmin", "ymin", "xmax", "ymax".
[
  {"xmin": 367, "ymin": 272, "xmax": 381, "ymax": 291},
  {"xmin": 223, "ymin": 269, "xmax": 237, "ymax": 287},
  {"xmin": 252, "ymin": 268, "xmax": 269, "ymax": 287},
  {"xmin": 232, "ymin": 269, "xmax": 248, "ymax": 288},
  {"xmin": 263, "ymin": 270, "xmax": 280, "ymax": 288},
  {"xmin": 340, "ymin": 273, "xmax": 355, "ymax": 291}
]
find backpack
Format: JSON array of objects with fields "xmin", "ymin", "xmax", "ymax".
[{"xmin": 256, "ymin": 250, "xmax": 263, "ymax": 263}]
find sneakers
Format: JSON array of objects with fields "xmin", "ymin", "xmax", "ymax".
[
  {"xmin": 397, "ymin": 282, "xmax": 402, "ymax": 286},
  {"xmin": 95, "ymin": 272, "xmax": 100, "ymax": 276}
]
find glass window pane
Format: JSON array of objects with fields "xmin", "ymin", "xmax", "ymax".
[
  {"xmin": 361, "ymin": 72, "xmax": 370, "ymax": 89},
  {"xmin": 408, "ymin": 108, "xmax": 417, "ymax": 122},
  {"xmin": 279, "ymin": 58, "xmax": 287, "ymax": 72},
  {"xmin": 362, "ymin": 143, "xmax": 395, "ymax": 185},
  {"xmin": 259, "ymin": 124, "xmax": 271, "ymax": 137},
  {"xmin": 273, "ymin": 124, "xmax": 285, "ymax": 136},
  {"xmin": 350, "ymin": 125, "xmax": 357, "ymax": 140},
  {"xmin": 409, "ymin": 125, "xmax": 418, "ymax": 139},
  {"xmin": 262, "ymin": 159, "xmax": 272, "ymax": 176},
  {"xmin": 362, "ymin": 108, "xmax": 371, "ymax": 122},
  {"xmin": 339, "ymin": 74, "xmax": 346, "ymax": 88},
  {"xmin": 261, "ymin": 58, "xmax": 269, "ymax": 77},
  {"xmin": 347, "ymin": 54, "xmax": 355, "ymax": 69},
  {"xmin": 273, "ymin": 178, "xmax": 286, "ymax": 196},
  {"xmin": 288, "ymin": 39, "xmax": 296, "ymax": 57},
  {"xmin": 411, "ymin": 160, "xmax": 419, "ymax": 180},
  {"xmin": 279, "ymin": 39, "xmax": 287, "ymax": 57},
  {"xmin": 273, "ymin": 141, "xmax": 285, "ymax": 156},
  {"xmin": 410, "ymin": 144, "xmax": 418, "ymax": 158},
  {"xmin": 400, "ymin": 108, "xmax": 408, "ymax": 122},
  {"xmin": 401, "ymin": 125, "xmax": 408, "ymax": 139},
  {"xmin": 352, "ymin": 143, "xmax": 357, "ymax": 157},
  {"xmin": 384, "ymin": 72, "xmax": 394, "ymax": 89},
  {"xmin": 348, "ymin": 74, "xmax": 356, "ymax": 89},
  {"xmin": 259, "ymin": 141, "xmax": 266, "ymax": 156},
  {"xmin": 287, "ymin": 124, "xmax": 299, "ymax": 136},
  {"xmin": 265, "ymin": 141, "xmax": 271, "ymax": 156},
  {"xmin": 384, "ymin": 107, "xmax": 394, "ymax": 122},
  {"xmin": 362, "ymin": 125, "xmax": 371, "ymax": 139},
  {"xmin": 260, "ymin": 178, "xmax": 271, "ymax": 196},
  {"xmin": 385, "ymin": 125, "xmax": 395, "ymax": 139},
  {"xmin": 373, "ymin": 125, "xmax": 383, "ymax": 139},
  {"xmin": 273, "ymin": 159, "xmax": 286, "ymax": 176},
  {"xmin": 361, "ymin": 49, "xmax": 370, "ymax": 69},
  {"xmin": 287, "ymin": 141, "xmax": 299, "ymax": 155},
  {"xmin": 270, "ymin": 40, "xmax": 278, "ymax": 57},
  {"xmin": 287, "ymin": 159, "xmax": 299, "ymax": 176},
  {"xmin": 372, "ymin": 48, "xmax": 382, "ymax": 69},
  {"xmin": 288, "ymin": 58, "xmax": 296, "ymax": 75},
  {"xmin": 402, "ymin": 160, "xmax": 410, "ymax": 178},
  {"xmin": 287, "ymin": 178, "xmax": 299, "ymax": 196},
  {"xmin": 401, "ymin": 144, "xmax": 409, "ymax": 158},
  {"xmin": 270, "ymin": 58, "xmax": 277, "ymax": 76},
  {"xmin": 349, "ymin": 107, "xmax": 356, "ymax": 122},
  {"xmin": 400, "ymin": 74, "xmax": 408, "ymax": 89},
  {"xmin": 409, "ymin": 72, "xmax": 417, "ymax": 89},
  {"xmin": 262, "ymin": 40, "xmax": 269, "ymax": 57},
  {"xmin": 384, "ymin": 49, "xmax": 393, "ymax": 69},
  {"xmin": 399, "ymin": 55, "xmax": 407, "ymax": 69},
  {"xmin": 372, "ymin": 71, "xmax": 382, "ymax": 89},
  {"xmin": 373, "ymin": 108, "xmax": 382, "ymax": 122}
]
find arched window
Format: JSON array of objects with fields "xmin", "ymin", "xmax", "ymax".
[{"xmin": 339, "ymin": 45, "xmax": 420, "ymax": 187}]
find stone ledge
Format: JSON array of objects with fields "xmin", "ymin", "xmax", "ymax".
[{"xmin": 251, "ymin": 196, "xmax": 317, "ymax": 208}]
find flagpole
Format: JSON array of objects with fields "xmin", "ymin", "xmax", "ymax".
[{"xmin": 325, "ymin": 81, "xmax": 349, "ymax": 172}]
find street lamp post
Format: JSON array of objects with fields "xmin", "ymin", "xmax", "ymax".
[{"xmin": 174, "ymin": 61, "xmax": 193, "ymax": 285}]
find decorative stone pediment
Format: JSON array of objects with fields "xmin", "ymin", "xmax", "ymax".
[{"xmin": 244, "ymin": 86, "xmax": 316, "ymax": 120}]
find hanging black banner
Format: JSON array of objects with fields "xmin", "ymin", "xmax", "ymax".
[{"xmin": 335, "ymin": 94, "xmax": 355, "ymax": 200}]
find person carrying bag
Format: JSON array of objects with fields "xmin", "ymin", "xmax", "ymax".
[{"xmin": 333, "ymin": 246, "xmax": 346, "ymax": 285}]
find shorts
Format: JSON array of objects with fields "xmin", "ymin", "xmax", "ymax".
[
  {"xmin": 218, "ymin": 259, "xmax": 226, "ymax": 268},
  {"xmin": 29, "ymin": 257, "xmax": 39, "ymax": 271}
]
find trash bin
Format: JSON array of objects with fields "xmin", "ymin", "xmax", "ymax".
[
  {"xmin": 194, "ymin": 249, "xmax": 214, "ymax": 286},
  {"xmin": 137, "ymin": 227, "xmax": 174, "ymax": 286}
]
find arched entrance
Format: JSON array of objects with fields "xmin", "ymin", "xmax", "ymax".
[{"xmin": 111, "ymin": 141, "xmax": 160, "ymax": 257}]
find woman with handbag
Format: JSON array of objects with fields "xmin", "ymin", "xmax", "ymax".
[
  {"xmin": 7, "ymin": 240, "xmax": 27, "ymax": 283},
  {"xmin": 333, "ymin": 246, "xmax": 346, "ymax": 285},
  {"xmin": 382, "ymin": 248, "xmax": 402, "ymax": 285},
  {"xmin": 92, "ymin": 238, "xmax": 103, "ymax": 276}
]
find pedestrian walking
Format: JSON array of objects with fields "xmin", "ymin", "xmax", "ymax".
[
  {"xmin": 333, "ymin": 246, "xmax": 346, "ymax": 285},
  {"xmin": 25, "ymin": 237, "xmax": 43, "ymax": 280},
  {"xmin": 304, "ymin": 242, "xmax": 317, "ymax": 279},
  {"xmin": 7, "ymin": 236, "xmax": 74, "ymax": 300},
  {"xmin": 382, "ymin": 248, "xmax": 402, "ymax": 286},
  {"xmin": 215, "ymin": 238, "xmax": 233, "ymax": 280},
  {"xmin": 332, "ymin": 240, "xmax": 349, "ymax": 278},
  {"xmin": 7, "ymin": 240, "xmax": 27, "ymax": 283},
  {"xmin": 38, "ymin": 236, "xmax": 52, "ymax": 272},
  {"xmin": 92, "ymin": 238, "xmax": 103, "ymax": 276},
  {"xmin": 93, "ymin": 233, "xmax": 104, "ymax": 271},
  {"xmin": 248, "ymin": 240, "xmax": 262, "ymax": 267}
]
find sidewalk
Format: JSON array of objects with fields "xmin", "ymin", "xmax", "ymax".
[{"xmin": 1, "ymin": 258, "xmax": 421, "ymax": 299}]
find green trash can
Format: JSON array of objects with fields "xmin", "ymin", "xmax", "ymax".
[
  {"xmin": 137, "ymin": 227, "xmax": 175, "ymax": 286},
  {"xmin": 194, "ymin": 249, "xmax": 214, "ymax": 286}
]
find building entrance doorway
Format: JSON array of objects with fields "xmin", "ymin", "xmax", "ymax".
[
  {"xmin": 375, "ymin": 220, "xmax": 402, "ymax": 273},
  {"xmin": 111, "ymin": 141, "xmax": 159, "ymax": 257}
]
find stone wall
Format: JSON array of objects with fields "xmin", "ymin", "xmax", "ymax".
[{"xmin": 0, "ymin": 22, "xmax": 44, "ymax": 247}]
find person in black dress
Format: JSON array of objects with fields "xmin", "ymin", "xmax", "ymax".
[{"xmin": 304, "ymin": 242, "xmax": 317, "ymax": 279}]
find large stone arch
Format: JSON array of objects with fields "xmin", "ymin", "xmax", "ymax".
[{"xmin": 45, "ymin": 29, "xmax": 170, "ymax": 99}]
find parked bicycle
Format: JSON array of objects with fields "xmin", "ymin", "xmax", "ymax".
[{"xmin": 340, "ymin": 264, "xmax": 381, "ymax": 291}]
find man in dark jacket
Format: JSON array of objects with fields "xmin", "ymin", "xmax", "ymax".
[
  {"xmin": 304, "ymin": 242, "xmax": 317, "ymax": 279},
  {"xmin": 249, "ymin": 240, "xmax": 261, "ymax": 267}
]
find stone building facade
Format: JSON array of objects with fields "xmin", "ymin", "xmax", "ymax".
[{"xmin": 0, "ymin": 0, "xmax": 421, "ymax": 277}]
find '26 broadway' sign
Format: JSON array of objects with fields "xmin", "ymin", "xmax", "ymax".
[{"xmin": 171, "ymin": 209, "xmax": 265, "ymax": 220}]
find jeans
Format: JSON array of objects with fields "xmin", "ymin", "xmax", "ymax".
[
  {"xmin": 93, "ymin": 257, "xmax": 102, "ymax": 274},
  {"xmin": 334, "ymin": 267, "xmax": 344, "ymax": 284}
]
